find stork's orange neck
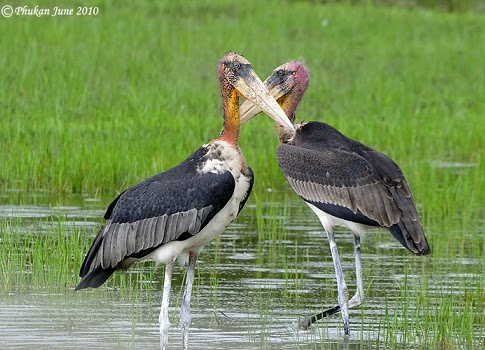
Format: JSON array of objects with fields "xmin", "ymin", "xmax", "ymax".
[
  {"xmin": 278, "ymin": 95, "xmax": 296, "ymax": 123},
  {"xmin": 219, "ymin": 85, "xmax": 240, "ymax": 146}
]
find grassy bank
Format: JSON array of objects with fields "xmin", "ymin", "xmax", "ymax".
[{"xmin": 1, "ymin": 1, "xmax": 483, "ymax": 189}]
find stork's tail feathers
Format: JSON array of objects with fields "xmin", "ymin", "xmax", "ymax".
[
  {"xmin": 74, "ymin": 267, "xmax": 116, "ymax": 291},
  {"xmin": 388, "ymin": 222, "xmax": 430, "ymax": 256}
]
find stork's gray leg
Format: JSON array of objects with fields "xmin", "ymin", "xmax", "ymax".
[
  {"xmin": 181, "ymin": 252, "xmax": 198, "ymax": 350},
  {"xmin": 326, "ymin": 227, "xmax": 350, "ymax": 336},
  {"xmin": 300, "ymin": 234, "xmax": 363, "ymax": 331},
  {"xmin": 299, "ymin": 203, "xmax": 349, "ymax": 334},
  {"xmin": 348, "ymin": 235, "xmax": 364, "ymax": 309},
  {"xmin": 160, "ymin": 257, "xmax": 175, "ymax": 350}
]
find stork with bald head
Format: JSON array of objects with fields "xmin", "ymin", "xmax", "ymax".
[
  {"xmin": 240, "ymin": 61, "xmax": 430, "ymax": 336},
  {"xmin": 75, "ymin": 52, "xmax": 294, "ymax": 350}
]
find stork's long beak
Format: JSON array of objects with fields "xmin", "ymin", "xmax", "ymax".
[
  {"xmin": 239, "ymin": 75, "xmax": 286, "ymax": 124},
  {"xmin": 234, "ymin": 70, "xmax": 294, "ymax": 131}
]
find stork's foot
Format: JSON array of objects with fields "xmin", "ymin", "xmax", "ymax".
[
  {"xmin": 348, "ymin": 293, "xmax": 363, "ymax": 309},
  {"xmin": 300, "ymin": 289, "xmax": 363, "ymax": 330},
  {"xmin": 298, "ymin": 305, "xmax": 341, "ymax": 330}
]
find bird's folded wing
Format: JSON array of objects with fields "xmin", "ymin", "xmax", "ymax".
[
  {"xmin": 277, "ymin": 144, "xmax": 403, "ymax": 227},
  {"xmin": 79, "ymin": 170, "xmax": 235, "ymax": 277}
]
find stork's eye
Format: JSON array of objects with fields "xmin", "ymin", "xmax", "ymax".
[
  {"xmin": 276, "ymin": 69, "xmax": 285, "ymax": 77},
  {"xmin": 232, "ymin": 61, "xmax": 241, "ymax": 70}
]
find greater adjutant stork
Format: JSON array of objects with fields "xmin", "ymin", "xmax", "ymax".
[
  {"xmin": 240, "ymin": 61, "xmax": 430, "ymax": 336},
  {"xmin": 75, "ymin": 52, "xmax": 294, "ymax": 350}
]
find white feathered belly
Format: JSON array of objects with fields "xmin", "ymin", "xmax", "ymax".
[{"xmin": 306, "ymin": 202, "xmax": 368, "ymax": 236}]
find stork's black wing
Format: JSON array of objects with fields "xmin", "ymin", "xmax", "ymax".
[
  {"xmin": 76, "ymin": 146, "xmax": 236, "ymax": 290},
  {"xmin": 277, "ymin": 143, "xmax": 429, "ymax": 255}
]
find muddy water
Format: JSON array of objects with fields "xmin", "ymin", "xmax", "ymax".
[{"xmin": 0, "ymin": 192, "xmax": 481, "ymax": 349}]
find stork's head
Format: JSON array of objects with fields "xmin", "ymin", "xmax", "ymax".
[
  {"xmin": 217, "ymin": 52, "xmax": 295, "ymax": 138},
  {"xmin": 240, "ymin": 60, "xmax": 309, "ymax": 125}
]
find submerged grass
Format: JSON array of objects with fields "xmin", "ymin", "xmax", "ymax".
[
  {"xmin": 0, "ymin": 212, "xmax": 152, "ymax": 297},
  {"xmin": 0, "ymin": 215, "xmax": 83, "ymax": 293},
  {"xmin": 0, "ymin": 192, "xmax": 484, "ymax": 348}
]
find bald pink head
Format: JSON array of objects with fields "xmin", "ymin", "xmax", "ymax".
[
  {"xmin": 217, "ymin": 52, "xmax": 252, "ymax": 90},
  {"xmin": 216, "ymin": 52, "xmax": 295, "ymax": 145},
  {"xmin": 267, "ymin": 61, "xmax": 309, "ymax": 122}
]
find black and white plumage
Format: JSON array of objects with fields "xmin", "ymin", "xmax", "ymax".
[
  {"xmin": 240, "ymin": 61, "xmax": 430, "ymax": 336},
  {"xmin": 75, "ymin": 52, "xmax": 294, "ymax": 350},
  {"xmin": 76, "ymin": 145, "xmax": 252, "ymax": 289},
  {"xmin": 277, "ymin": 122, "xmax": 429, "ymax": 255}
]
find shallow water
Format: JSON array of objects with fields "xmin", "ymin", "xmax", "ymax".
[{"xmin": 0, "ymin": 192, "xmax": 482, "ymax": 349}]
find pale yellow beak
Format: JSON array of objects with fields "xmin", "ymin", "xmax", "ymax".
[{"xmin": 234, "ymin": 71, "xmax": 294, "ymax": 131}]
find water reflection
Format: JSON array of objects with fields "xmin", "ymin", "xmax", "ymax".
[{"xmin": 0, "ymin": 192, "xmax": 482, "ymax": 349}]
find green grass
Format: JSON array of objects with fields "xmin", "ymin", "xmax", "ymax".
[
  {"xmin": 0, "ymin": 214, "xmax": 81, "ymax": 293},
  {"xmin": 1, "ymin": 1, "xmax": 484, "ymax": 349},
  {"xmin": 1, "ymin": 1, "xmax": 483, "ymax": 192}
]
